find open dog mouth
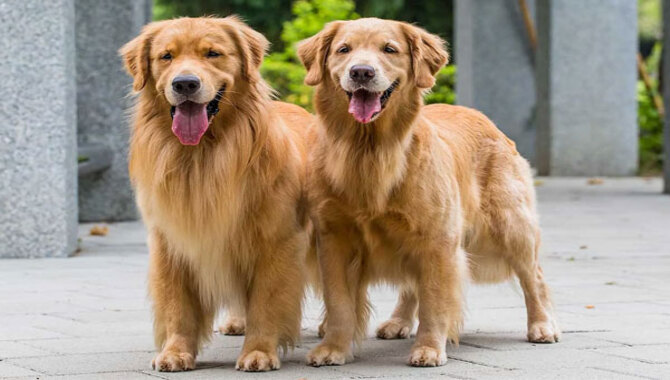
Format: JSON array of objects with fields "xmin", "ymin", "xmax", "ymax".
[
  {"xmin": 346, "ymin": 80, "xmax": 399, "ymax": 124},
  {"xmin": 169, "ymin": 85, "xmax": 226, "ymax": 145}
]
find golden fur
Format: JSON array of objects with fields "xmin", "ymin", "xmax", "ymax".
[
  {"xmin": 298, "ymin": 18, "xmax": 560, "ymax": 367},
  {"xmin": 120, "ymin": 16, "xmax": 313, "ymax": 372}
]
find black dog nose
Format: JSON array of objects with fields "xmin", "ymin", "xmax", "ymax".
[
  {"xmin": 349, "ymin": 65, "xmax": 375, "ymax": 83},
  {"xmin": 172, "ymin": 75, "xmax": 201, "ymax": 96}
]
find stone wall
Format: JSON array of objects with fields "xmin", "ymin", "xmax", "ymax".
[
  {"xmin": 76, "ymin": 0, "xmax": 151, "ymax": 221},
  {"xmin": 0, "ymin": 0, "xmax": 78, "ymax": 257},
  {"xmin": 535, "ymin": 0, "xmax": 638, "ymax": 176},
  {"xmin": 455, "ymin": 0, "xmax": 537, "ymax": 164}
]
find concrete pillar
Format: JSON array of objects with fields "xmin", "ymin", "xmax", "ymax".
[
  {"xmin": 0, "ymin": 0, "xmax": 78, "ymax": 257},
  {"xmin": 75, "ymin": 0, "xmax": 151, "ymax": 221},
  {"xmin": 456, "ymin": 0, "xmax": 537, "ymax": 164},
  {"xmin": 663, "ymin": 0, "xmax": 670, "ymax": 194},
  {"xmin": 535, "ymin": 0, "xmax": 638, "ymax": 176}
]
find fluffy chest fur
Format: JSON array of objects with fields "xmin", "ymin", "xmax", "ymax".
[
  {"xmin": 312, "ymin": 120, "xmax": 463, "ymax": 281},
  {"xmin": 129, "ymin": 98, "xmax": 304, "ymax": 306}
]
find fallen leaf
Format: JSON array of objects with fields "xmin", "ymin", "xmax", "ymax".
[
  {"xmin": 587, "ymin": 178, "xmax": 604, "ymax": 185},
  {"xmin": 579, "ymin": 245, "xmax": 588, "ymax": 250},
  {"xmin": 604, "ymin": 281, "xmax": 616, "ymax": 286},
  {"xmin": 534, "ymin": 179, "xmax": 544, "ymax": 186},
  {"xmin": 585, "ymin": 305, "xmax": 595, "ymax": 309},
  {"xmin": 567, "ymin": 257, "xmax": 575, "ymax": 262},
  {"xmin": 90, "ymin": 225, "xmax": 109, "ymax": 236}
]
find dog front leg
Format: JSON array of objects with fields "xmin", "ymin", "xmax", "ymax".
[
  {"xmin": 149, "ymin": 230, "xmax": 214, "ymax": 372},
  {"xmin": 409, "ymin": 242, "xmax": 465, "ymax": 367},
  {"xmin": 236, "ymin": 234, "xmax": 305, "ymax": 372},
  {"xmin": 307, "ymin": 229, "xmax": 363, "ymax": 366}
]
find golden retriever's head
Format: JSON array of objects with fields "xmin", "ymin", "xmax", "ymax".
[
  {"xmin": 298, "ymin": 18, "xmax": 448, "ymax": 124},
  {"xmin": 120, "ymin": 16, "xmax": 268, "ymax": 145}
]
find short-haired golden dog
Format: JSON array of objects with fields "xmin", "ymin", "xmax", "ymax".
[
  {"xmin": 298, "ymin": 18, "xmax": 560, "ymax": 367},
  {"xmin": 120, "ymin": 16, "xmax": 312, "ymax": 372}
]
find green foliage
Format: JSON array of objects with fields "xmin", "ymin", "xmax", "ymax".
[
  {"xmin": 153, "ymin": 0, "xmax": 454, "ymax": 57},
  {"xmin": 280, "ymin": 0, "xmax": 358, "ymax": 56},
  {"xmin": 637, "ymin": 42, "xmax": 664, "ymax": 175},
  {"xmin": 153, "ymin": 0, "xmax": 294, "ymax": 50},
  {"xmin": 638, "ymin": 0, "xmax": 661, "ymax": 40},
  {"xmin": 424, "ymin": 66, "xmax": 456, "ymax": 105},
  {"xmin": 356, "ymin": 0, "xmax": 453, "ymax": 43},
  {"xmin": 261, "ymin": 60, "xmax": 312, "ymax": 109},
  {"xmin": 638, "ymin": 82, "xmax": 663, "ymax": 175},
  {"xmin": 261, "ymin": 0, "xmax": 359, "ymax": 110}
]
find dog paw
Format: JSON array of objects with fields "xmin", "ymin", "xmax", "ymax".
[
  {"xmin": 408, "ymin": 346, "xmax": 447, "ymax": 367},
  {"xmin": 219, "ymin": 317, "xmax": 245, "ymax": 335},
  {"xmin": 306, "ymin": 344, "xmax": 347, "ymax": 366},
  {"xmin": 236, "ymin": 350, "xmax": 280, "ymax": 372},
  {"xmin": 376, "ymin": 318, "xmax": 412, "ymax": 339},
  {"xmin": 152, "ymin": 350, "xmax": 195, "ymax": 372},
  {"xmin": 528, "ymin": 320, "xmax": 561, "ymax": 343}
]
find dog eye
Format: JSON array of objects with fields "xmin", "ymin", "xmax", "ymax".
[
  {"xmin": 336, "ymin": 45, "xmax": 350, "ymax": 54},
  {"xmin": 384, "ymin": 45, "xmax": 397, "ymax": 54},
  {"xmin": 206, "ymin": 50, "xmax": 221, "ymax": 58},
  {"xmin": 160, "ymin": 52, "xmax": 172, "ymax": 60}
]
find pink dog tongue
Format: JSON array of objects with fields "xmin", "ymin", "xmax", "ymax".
[
  {"xmin": 172, "ymin": 102, "xmax": 209, "ymax": 145},
  {"xmin": 348, "ymin": 90, "xmax": 381, "ymax": 124}
]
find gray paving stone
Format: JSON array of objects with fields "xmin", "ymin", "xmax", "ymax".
[
  {"xmin": 23, "ymin": 335, "xmax": 155, "ymax": 355},
  {"xmin": 43, "ymin": 372, "xmax": 158, "ymax": 380},
  {"xmin": 31, "ymin": 319, "xmax": 153, "ymax": 339},
  {"xmin": 51, "ymin": 310, "xmax": 152, "ymax": 324},
  {"xmin": 592, "ymin": 345, "xmax": 670, "ymax": 365},
  {"xmin": 0, "ymin": 341, "xmax": 52, "ymax": 359},
  {"xmin": 589, "ymin": 362, "xmax": 670, "ymax": 380},
  {"xmin": 499, "ymin": 368, "xmax": 645, "ymax": 380},
  {"xmin": 0, "ymin": 178, "xmax": 669, "ymax": 379},
  {"xmin": 6, "ymin": 351, "xmax": 155, "ymax": 376},
  {"xmin": 0, "ymin": 362, "xmax": 43, "ymax": 377},
  {"xmin": 576, "ymin": 329, "xmax": 670, "ymax": 346},
  {"xmin": 0, "ymin": 325, "xmax": 69, "ymax": 341},
  {"xmin": 459, "ymin": 332, "xmax": 624, "ymax": 351}
]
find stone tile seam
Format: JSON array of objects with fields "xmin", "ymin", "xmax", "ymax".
[
  {"xmin": 0, "ymin": 359, "xmax": 47, "ymax": 376},
  {"xmin": 448, "ymin": 356, "xmax": 517, "ymax": 371},
  {"xmin": 138, "ymin": 370, "xmax": 169, "ymax": 379},
  {"xmin": 589, "ymin": 366, "xmax": 661, "ymax": 380},
  {"xmin": 582, "ymin": 347, "xmax": 670, "ymax": 365},
  {"xmin": 9, "ymin": 343, "xmax": 156, "ymax": 358}
]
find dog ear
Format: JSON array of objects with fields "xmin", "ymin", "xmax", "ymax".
[
  {"xmin": 297, "ymin": 21, "xmax": 343, "ymax": 86},
  {"xmin": 401, "ymin": 23, "xmax": 449, "ymax": 89},
  {"xmin": 222, "ymin": 16, "xmax": 270, "ymax": 83},
  {"xmin": 119, "ymin": 22, "xmax": 161, "ymax": 92}
]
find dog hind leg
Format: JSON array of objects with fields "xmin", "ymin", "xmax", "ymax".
[{"xmin": 376, "ymin": 285, "xmax": 417, "ymax": 339}]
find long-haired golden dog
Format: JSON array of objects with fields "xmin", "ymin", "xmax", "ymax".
[
  {"xmin": 298, "ymin": 18, "xmax": 560, "ymax": 367},
  {"xmin": 120, "ymin": 16, "xmax": 312, "ymax": 372}
]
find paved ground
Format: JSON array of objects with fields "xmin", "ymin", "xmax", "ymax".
[{"xmin": 1, "ymin": 178, "xmax": 669, "ymax": 379}]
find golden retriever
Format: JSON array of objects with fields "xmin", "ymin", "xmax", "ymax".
[
  {"xmin": 120, "ymin": 16, "xmax": 313, "ymax": 372},
  {"xmin": 297, "ymin": 18, "xmax": 560, "ymax": 367}
]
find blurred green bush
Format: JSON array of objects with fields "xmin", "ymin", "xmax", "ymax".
[
  {"xmin": 261, "ymin": 0, "xmax": 359, "ymax": 110},
  {"xmin": 638, "ymin": 42, "xmax": 664, "ymax": 175},
  {"xmin": 424, "ymin": 66, "xmax": 456, "ymax": 105}
]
